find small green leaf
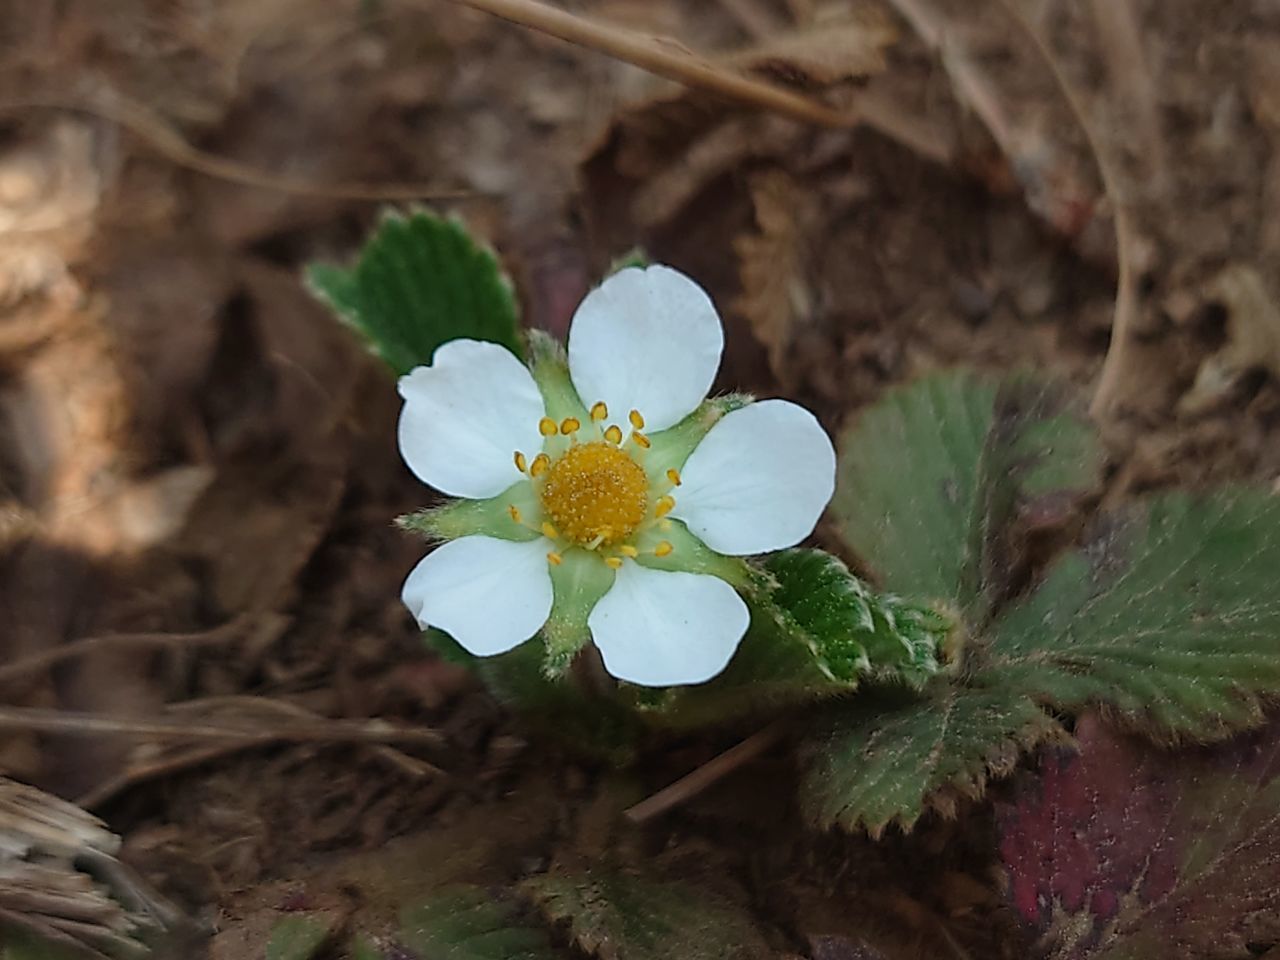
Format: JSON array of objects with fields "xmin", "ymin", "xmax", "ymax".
[
  {"xmin": 0, "ymin": 930, "xmax": 85, "ymax": 960},
  {"xmin": 307, "ymin": 209, "xmax": 522, "ymax": 375},
  {"xmin": 266, "ymin": 914, "xmax": 335, "ymax": 960},
  {"xmin": 987, "ymin": 489, "xmax": 1280, "ymax": 741},
  {"xmin": 524, "ymin": 868, "xmax": 771, "ymax": 960},
  {"xmin": 398, "ymin": 885, "xmax": 560, "ymax": 960},
  {"xmin": 634, "ymin": 549, "xmax": 949, "ymax": 727},
  {"xmin": 801, "ymin": 688, "xmax": 1067, "ymax": 835},
  {"xmin": 833, "ymin": 373, "xmax": 1100, "ymax": 621}
]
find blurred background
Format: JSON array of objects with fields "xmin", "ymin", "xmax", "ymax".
[{"xmin": 1, "ymin": 1, "xmax": 1278, "ymax": 957}]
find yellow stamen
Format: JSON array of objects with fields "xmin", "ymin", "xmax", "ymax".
[
  {"xmin": 604, "ymin": 424, "xmax": 623, "ymax": 445},
  {"xmin": 619, "ymin": 544, "xmax": 639, "ymax": 558},
  {"xmin": 631, "ymin": 431, "xmax": 651, "ymax": 449},
  {"xmin": 604, "ymin": 556, "xmax": 623, "ymax": 569},
  {"xmin": 666, "ymin": 468, "xmax": 682, "ymax": 486},
  {"xmin": 539, "ymin": 441, "xmax": 648, "ymax": 547},
  {"xmin": 655, "ymin": 495, "xmax": 676, "ymax": 518},
  {"xmin": 547, "ymin": 551, "xmax": 563, "ymax": 566},
  {"xmin": 560, "ymin": 417, "xmax": 581, "ymax": 435},
  {"xmin": 629, "ymin": 409, "xmax": 645, "ymax": 430},
  {"xmin": 530, "ymin": 453, "xmax": 551, "ymax": 477},
  {"xmin": 508, "ymin": 505, "xmax": 522, "ymax": 524},
  {"xmin": 654, "ymin": 541, "xmax": 674, "ymax": 557},
  {"xmin": 541, "ymin": 521, "xmax": 558, "ymax": 540},
  {"xmin": 590, "ymin": 401, "xmax": 608, "ymax": 422},
  {"xmin": 539, "ymin": 417, "xmax": 558, "ymax": 437},
  {"xmin": 514, "ymin": 451, "xmax": 528, "ymax": 473}
]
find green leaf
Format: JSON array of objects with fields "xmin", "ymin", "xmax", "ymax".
[
  {"xmin": 800, "ymin": 487, "xmax": 1280, "ymax": 833},
  {"xmin": 833, "ymin": 373, "xmax": 1100, "ymax": 621},
  {"xmin": 266, "ymin": 914, "xmax": 335, "ymax": 960},
  {"xmin": 524, "ymin": 869, "xmax": 771, "ymax": 960},
  {"xmin": 987, "ymin": 489, "xmax": 1280, "ymax": 741},
  {"xmin": 398, "ymin": 886, "xmax": 560, "ymax": 960},
  {"xmin": 0, "ymin": 930, "xmax": 85, "ymax": 960},
  {"xmin": 632, "ymin": 549, "xmax": 949, "ymax": 727},
  {"xmin": 307, "ymin": 209, "xmax": 522, "ymax": 374},
  {"xmin": 801, "ymin": 688, "xmax": 1067, "ymax": 835}
]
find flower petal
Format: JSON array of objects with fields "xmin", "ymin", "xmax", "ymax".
[
  {"xmin": 567, "ymin": 265, "xmax": 723, "ymax": 433},
  {"xmin": 587, "ymin": 562, "xmax": 748, "ymax": 687},
  {"xmin": 672, "ymin": 399, "xmax": 835, "ymax": 555},
  {"xmin": 402, "ymin": 535, "xmax": 554, "ymax": 656},
  {"xmin": 398, "ymin": 339, "xmax": 545, "ymax": 499}
]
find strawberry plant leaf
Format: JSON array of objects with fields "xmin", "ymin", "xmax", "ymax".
[
  {"xmin": 398, "ymin": 885, "xmax": 562, "ymax": 960},
  {"xmin": 832, "ymin": 373, "xmax": 1099, "ymax": 621},
  {"xmin": 523, "ymin": 868, "xmax": 771, "ymax": 960},
  {"xmin": 987, "ymin": 490, "xmax": 1280, "ymax": 740},
  {"xmin": 802, "ymin": 688, "xmax": 1067, "ymax": 835},
  {"xmin": 307, "ymin": 209, "xmax": 521, "ymax": 374},
  {"xmin": 802, "ymin": 375, "xmax": 1280, "ymax": 835},
  {"xmin": 999, "ymin": 714, "xmax": 1280, "ymax": 959}
]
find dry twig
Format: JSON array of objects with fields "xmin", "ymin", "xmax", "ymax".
[
  {"xmin": 0, "ymin": 92, "xmax": 476, "ymax": 202},
  {"xmin": 0, "ymin": 616, "xmax": 254, "ymax": 688},
  {"xmin": 990, "ymin": 0, "xmax": 1138, "ymax": 419},
  {"xmin": 0, "ymin": 705, "xmax": 443, "ymax": 746},
  {"xmin": 429, "ymin": 0, "xmax": 855, "ymax": 128},
  {"xmin": 624, "ymin": 722, "xmax": 786, "ymax": 823}
]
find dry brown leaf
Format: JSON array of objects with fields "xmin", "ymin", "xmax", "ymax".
[{"xmin": 733, "ymin": 169, "xmax": 819, "ymax": 381}]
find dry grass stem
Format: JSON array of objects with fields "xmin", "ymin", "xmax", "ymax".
[
  {"xmin": 431, "ymin": 0, "xmax": 855, "ymax": 128},
  {"xmin": 0, "ymin": 705, "xmax": 443, "ymax": 747},
  {"xmin": 624, "ymin": 721, "xmax": 786, "ymax": 823},
  {"xmin": 990, "ymin": 0, "xmax": 1137, "ymax": 420},
  {"xmin": 0, "ymin": 93, "xmax": 477, "ymax": 202}
]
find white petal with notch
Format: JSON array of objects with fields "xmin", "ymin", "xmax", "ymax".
[
  {"xmin": 672, "ymin": 399, "xmax": 835, "ymax": 555},
  {"xmin": 402, "ymin": 535, "xmax": 554, "ymax": 656},
  {"xmin": 567, "ymin": 265, "xmax": 723, "ymax": 433},
  {"xmin": 588, "ymin": 561, "xmax": 749, "ymax": 687},
  {"xmin": 398, "ymin": 339, "xmax": 545, "ymax": 499}
]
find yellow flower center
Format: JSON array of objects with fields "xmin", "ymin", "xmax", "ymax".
[{"xmin": 539, "ymin": 441, "xmax": 648, "ymax": 546}]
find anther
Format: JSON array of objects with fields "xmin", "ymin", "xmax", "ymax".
[
  {"xmin": 547, "ymin": 551, "xmax": 563, "ymax": 566},
  {"xmin": 514, "ymin": 451, "xmax": 528, "ymax": 473},
  {"xmin": 541, "ymin": 521, "xmax": 558, "ymax": 540},
  {"xmin": 539, "ymin": 417, "xmax": 558, "ymax": 437},
  {"xmin": 604, "ymin": 556, "xmax": 623, "ymax": 569},
  {"xmin": 655, "ymin": 495, "xmax": 675, "ymax": 518},
  {"xmin": 530, "ymin": 453, "xmax": 550, "ymax": 477},
  {"xmin": 508, "ymin": 505, "xmax": 523, "ymax": 524},
  {"xmin": 560, "ymin": 417, "xmax": 581, "ymax": 435},
  {"xmin": 619, "ymin": 544, "xmax": 639, "ymax": 558},
  {"xmin": 666, "ymin": 468, "xmax": 682, "ymax": 486},
  {"xmin": 654, "ymin": 541, "xmax": 673, "ymax": 557},
  {"xmin": 590, "ymin": 401, "xmax": 608, "ymax": 422},
  {"xmin": 631, "ymin": 431, "xmax": 651, "ymax": 449},
  {"xmin": 629, "ymin": 409, "xmax": 645, "ymax": 430},
  {"xmin": 604, "ymin": 425, "xmax": 623, "ymax": 445}
]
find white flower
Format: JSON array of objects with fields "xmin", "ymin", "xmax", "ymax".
[{"xmin": 397, "ymin": 265, "xmax": 836, "ymax": 687}]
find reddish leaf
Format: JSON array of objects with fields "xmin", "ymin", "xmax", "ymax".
[{"xmin": 999, "ymin": 714, "xmax": 1280, "ymax": 959}]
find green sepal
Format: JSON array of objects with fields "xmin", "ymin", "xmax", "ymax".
[
  {"xmin": 541, "ymin": 548, "xmax": 616, "ymax": 679},
  {"xmin": 632, "ymin": 519, "xmax": 751, "ymax": 588},
  {"xmin": 606, "ymin": 247, "xmax": 650, "ymax": 275},
  {"xmin": 644, "ymin": 394, "xmax": 752, "ymax": 485},
  {"xmin": 398, "ymin": 484, "xmax": 540, "ymax": 543},
  {"xmin": 527, "ymin": 330, "xmax": 589, "ymax": 424}
]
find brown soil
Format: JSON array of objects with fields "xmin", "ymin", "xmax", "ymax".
[{"xmin": 2, "ymin": 0, "xmax": 1278, "ymax": 957}]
